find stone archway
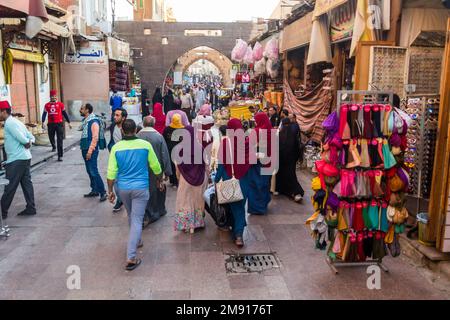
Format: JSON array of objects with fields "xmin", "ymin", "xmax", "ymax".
[
  {"xmin": 169, "ymin": 46, "xmax": 233, "ymax": 87},
  {"xmin": 115, "ymin": 21, "xmax": 256, "ymax": 93}
]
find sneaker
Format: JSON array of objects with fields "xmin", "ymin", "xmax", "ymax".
[
  {"xmin": 99, "ymin": 193, "xmax": 107, "ymax": 202},
  {"xmin": 17, "ymin": 209, "xmax": 36, "ymax": 217},
  {"xmin": 84, "ymin": 192, "xmax": 99, "ymax": 198},
  {"xmin": 51, "ymin": 147, "xmax": 56, "ymax": 152},
  {"xmin": 113, "ymin": 200, "xmax": 123, "ymax": 212},
  {"xmin": 57, "ymin": 157, "xmax": 63, "ymax": 162},
  {"xmin": 294, "ymin": 195, "xmax": 303, "ymax": 202}
]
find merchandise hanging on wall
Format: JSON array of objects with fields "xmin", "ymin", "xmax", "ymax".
[
  {"xmin": 306, "ymin": 90, "xmax": 411, "ymax": 274},
  {"xmin": 405, "ymin": 95, "xmax": 440, "ymax": 201}
]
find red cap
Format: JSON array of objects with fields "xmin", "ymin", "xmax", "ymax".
[
  {"xmin": 0, "ymin": 100, "xmax": 11, "ymax": 110},
  {"xmin": 50, "ymin": 90, "xmax": 57, "ymax": 96}
]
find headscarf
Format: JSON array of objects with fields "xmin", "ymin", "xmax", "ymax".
[
  {"xmin": 151, "ymin": 102, "xmax": 166, "ymax": 134},
  {"xmin": 254, "ymin": 112, "xmax": 273, "ymax": 157},
  {"xmin": 166, "ymin": 110, "xmax": 189, "ymax": 127},
  {"xmin": 219, "ymin": 118, "xmax": 251, "ymax": 179},
  {"xmin": 177, "ymin": 125, "xmax": 206, "ymax": 186},
  {"xmin": 169, "ymin": 113, "xmax": 184, "ymax": 129},
  {"xmin": 198, "ymin": 104, "xmax": 212, "ymax": 116}
]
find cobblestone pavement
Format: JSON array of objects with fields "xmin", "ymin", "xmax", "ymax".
[{"xmin": 0, "ymin": 147, "xmax": 449, "ymax": 300}]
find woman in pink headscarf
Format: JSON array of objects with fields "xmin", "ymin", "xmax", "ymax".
[
  {"xmin": 151, "ymin": 102, "xmax": 166, "ymax": 134},
  {"xmin": 192, "ymin": 102, "xmax": 214, "ymax": 150}
]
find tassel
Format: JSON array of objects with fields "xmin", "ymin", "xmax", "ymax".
[
  {"xmin": 360, "ymin": 139, "xmax": 371, "ymax": 168},
  {"xmin": 353, "ymin": 202, "xmax": 365, "ymax": 231},
  {"xmin": 379, "ymin": 105, "xmax": 385, "ymax": 134},
  {"xmin": 372, "ymin": 104, "xmax": 382, "ymax": 138},
  {"xmin": 362, "ymin": 201, "xmax": 370, "ymax": 228},
  {"xmin": 363, "ymin": 230, "xmax": 374, "ymax": 258},
  {"xmin": 339, "ymin": 105, "xmax": 349, "ymax": 138},
  {"xmin": 358, "ymin": 105, "xmax": 365, "ymax": 136},
  {"xmin": 363, "ymin": 105, "xmax": 373, "ymax": 139},
  {"xmin": 383, "ymin": 105, "xmax": 392, "ymax": 136},
  {"xmin": 372, "ymin": 231, "xmax": 387, "ymax": 260},
  {"xmin": 357, "ymin": 232, "xmax": 366, "ymax": 262},
  {"xmin": 350, "ymin": 105, "xmax": 360, "ymax": 138},
  {"xmin": 346, "ymin": 232, "xmax": 359, "ymax": 262}
]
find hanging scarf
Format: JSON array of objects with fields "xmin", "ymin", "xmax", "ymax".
[{"xmin": 151, "ymin": 102, "xmax": 166, "ymax": 134}]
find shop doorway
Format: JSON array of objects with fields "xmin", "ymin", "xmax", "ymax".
[{"xmin": 10, "ymin": 61, "xmax": 38, "ymax": 124}]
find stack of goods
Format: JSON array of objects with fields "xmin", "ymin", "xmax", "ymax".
[
  {"xmin": 115, "ymin": 64, "xmax": 129, "ymax": 92},
  {"xmin": 405, "ymin": 96, "xmax": 440, "ymax": 198},
  {"xmin": 263, "ymin": 90, "xmax": 283, "ymax": 107},
  {"xmin": 307, "ymin": 102, "xmax": 411, "ymax": 262}
]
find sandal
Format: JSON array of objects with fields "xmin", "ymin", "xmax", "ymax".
[
  {"xmin": 234, "ymin": 237, "xmax": 244, "ymax": 248},
  {"xmin": 125, "ymin": 259, "xmax": 142, "ymax": 271}
]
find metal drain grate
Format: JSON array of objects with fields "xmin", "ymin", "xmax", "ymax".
[{"xmin": 225, "ymin": 253, "xmax": 280, "ymax": 273}]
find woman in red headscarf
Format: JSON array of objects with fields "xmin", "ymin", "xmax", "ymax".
[
  {"xmin": 214, "ymin": 118, "xmax": 251, "ymax": 247},
  {"xmin": 247, "ymin": 112, "xmax": 273, "ymax": 215},
  {"xmin": 151, "ymin": 102, "xmax": 166, "ymax": 134}
]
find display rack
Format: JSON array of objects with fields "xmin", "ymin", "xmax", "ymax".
[
  {"xmin": 327, "ymin": 90, "xmax": 394, "ymax": 274},
  {"xmin": 405, "ymin": 94, "xmax": 440, "ymax": 208}
]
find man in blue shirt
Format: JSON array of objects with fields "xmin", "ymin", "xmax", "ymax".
[
  {"xmin": 107, "ymin": 119, "xmax": 162, "ymax": 271},
  {"xmin": 109, "ymin": 89, "xmax": 123, "ymax": 122},
  {"xmin": 0, "ymin": 101, "xmax": 36, "ymax": 219}
]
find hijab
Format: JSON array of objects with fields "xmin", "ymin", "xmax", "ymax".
[
  {"xmin": 177, "ymin": 125, "xmax": 206, "ymax": 186},
  {"xmin": 169, "ymin": 113, "xmax": 184, "ymax": 129},
  {"xmin": 219, "ymin": 118, "xmax": 251, "ymax": 179},
  {"xmin": 166, "ymin": 110, "xmax": 190, "ymax": 127},
  {"xmin": 254, "ymin": 112, "xmax": 273, "ymax": 157},
  {"xmin": 198, "ymin": 104, "xmax": 212, "ymax": 116},
  {"xmin": 151, "ymin": 102, "xmax": 166, "ymax": 134}
]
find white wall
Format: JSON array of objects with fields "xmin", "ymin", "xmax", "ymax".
[
  {"xmin": 37, "ymin": 54, "xmax": 50, "ymax": 118},
  {"xmin": 107, "ymin": 0, "xmax": 134, "ymax": 22},
  {"xmin": 0, "ymin": 32, "xmax": 11, "ymax": 104}
]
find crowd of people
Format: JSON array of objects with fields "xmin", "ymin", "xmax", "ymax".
[{"xmin": 0, "ymin": 84, "xmax": 305, "ymax": 272}]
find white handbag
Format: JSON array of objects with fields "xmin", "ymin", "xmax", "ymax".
[{"xmin": 215, "ymin": 138, "xmax": 244, "ymax": 204}]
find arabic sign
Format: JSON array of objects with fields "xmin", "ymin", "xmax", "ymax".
[
  {"xmin": 64, "ymin": 41, "xmax": 107, "ymax": 64},
  {"xmin": 8, "ymin": 34, "xmax": 40, "ymax": 52},
  {"xmin": 330, "ymin": 0, "xmax": 356, "ymax": 42},
  {"xmin": 313, "ymin": 0, "xmax": 348, "ymax": 18},
  {"xmin": 107, "ymin": 37, "xmax": 130, "ymax": 63}
]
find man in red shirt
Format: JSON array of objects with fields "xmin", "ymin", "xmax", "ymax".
[{"xmin": 42, "ymin": 90, "xmax": 72, "ymax": 161}]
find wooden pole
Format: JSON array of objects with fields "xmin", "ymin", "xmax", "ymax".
[{"xmin": 427, "ymin": 18, "xmax": 450, "ymax": 250}]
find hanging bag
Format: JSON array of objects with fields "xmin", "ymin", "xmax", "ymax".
[{"xmin": 216, "ymin": 138, "xmax": 244, "ymax": 204}]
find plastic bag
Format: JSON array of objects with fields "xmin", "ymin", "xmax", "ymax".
[
  {"xmin": 231, "ymin": 39, "xmax": 248, "ymax": 62},
  {"xmin": 243, "ymin": 45, "xmax": 254, "ymax": 64},
  {"xmin": 253, "ymin": 42, "xmax": 263, "ymax": 61},
  {"xmin": 266, "ymin": 58, "xmax": 280, "ymax": 79},
  {"xmin": 254, "ymin": 58, "xmax": 266, "ymax": 76},
  {"xmin": 264, "ymin": 38, "xmax": 279, "ymax": 61}
]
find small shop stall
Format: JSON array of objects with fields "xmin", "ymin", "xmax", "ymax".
[{"xmin": 227, "ymin": 99, "xmax": 262, "ymax": 120}]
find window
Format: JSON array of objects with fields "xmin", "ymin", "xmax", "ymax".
[{"xmin": 184, "ymin": 30, "xmax": 223, "ymax": 37}]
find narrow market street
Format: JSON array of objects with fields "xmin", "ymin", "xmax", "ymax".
[{"xmin": 0, "ymin": 146, "xmax": 448, "ymax": 300}]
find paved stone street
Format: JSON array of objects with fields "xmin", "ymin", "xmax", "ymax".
[{"xmin": 0, "ymin": 146, "xmax": 449, "ymax": 300}]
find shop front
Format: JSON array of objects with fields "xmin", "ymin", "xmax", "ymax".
[{"xmin": 61, "ymin": 37, "xmax": 110, "ymax": 118}]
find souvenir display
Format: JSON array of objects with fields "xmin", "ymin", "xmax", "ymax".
[
  {"xmin": 306, "ymin": 91, "xmax": 411, "ymax": 273},
  {"xmin": 405, "ymin": 96, "xmax": 440, "ymax": 199}
]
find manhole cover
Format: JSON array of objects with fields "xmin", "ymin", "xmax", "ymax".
[{"xmin": 225, "ymin": 253, "xmax": 280, "ymax": 273}]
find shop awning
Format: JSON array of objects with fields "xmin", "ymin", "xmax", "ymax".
[
  {"xmin": 307, "ymin": 15, "xmax": 332, "ymax": 65},
  {"xmin": 400, "ymin": 8, "xmax": 450, "ymax": 47},
  {"xmin": 313, "ymin": 0, "xmax": 348, "ymax": 18},
  {"xmin": 0, "ymin": 0, "xmax": 48, "ymax": 20},
  {"xmin": 41, "ymin": 16, "xmax": 70, "ymax": 38},
  {"xmin": 2, "ymin": 48, "xmax": 45, "ymax": 84},
  {"xmin": 5, "ymin": 48, "xmax": 45, "ymax": 63},
  {"xmin": 280, "ymin": 12, "xmax": 313, "ymax": 53}
]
